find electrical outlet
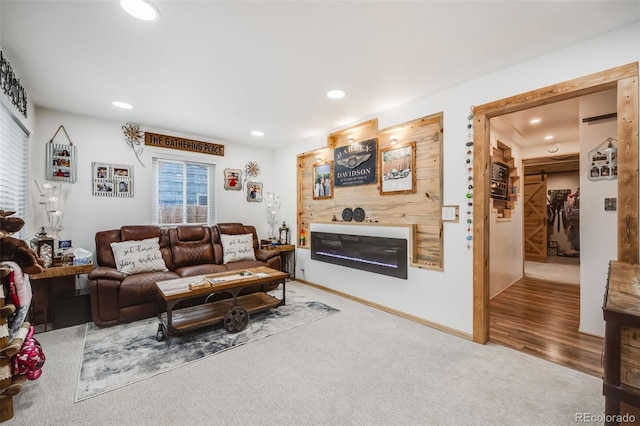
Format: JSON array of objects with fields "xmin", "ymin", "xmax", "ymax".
[{"xmin": 299, "ymin": 266, "xmax": 305, "ymax": 275}]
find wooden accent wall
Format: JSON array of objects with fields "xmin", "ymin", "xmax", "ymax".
[{"xmin": 297, "ymin": 113, "xmax": 444, "ymax": 270}]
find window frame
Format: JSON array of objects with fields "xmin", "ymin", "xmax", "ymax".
[
  {"xmin": 152, "ymin": 156, "xmax": 216, "ymax": 226},
  {"xmin": 0, "ymin": 101, "xmax": 30, "ymax": 239}
]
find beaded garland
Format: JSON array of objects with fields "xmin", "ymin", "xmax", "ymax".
[{"xmin": 465, "ymin": 107, "xmax": 474, "ymax": 249}]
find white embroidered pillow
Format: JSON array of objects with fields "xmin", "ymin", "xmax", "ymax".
[
  {"xmin": 110, "ymin": 237, "xmax": 168, "ymax": 276},
  {"xmin": 220, "ymin": 233, "xmax": 256, "ymax": 264}
]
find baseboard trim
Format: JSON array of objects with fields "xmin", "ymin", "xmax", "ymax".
[{"xmin": 294, "ymin": 278, "xmax": 473, "ymax": 341}]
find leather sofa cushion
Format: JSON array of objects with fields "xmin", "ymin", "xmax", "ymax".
[
  {"xmin": 213, "ymin": 223, "xmax": 260, "ymax": 252},
  {"xmin": 97, "ymin": 226, "xmax": 174, "ymax": 271},
  {"xmin": 169, "ymin": 226, "xmax": 216, "ymax": 269},
  {"xmin": 119, "ymin": 270, "xmax": 179, "ymax": 308}
]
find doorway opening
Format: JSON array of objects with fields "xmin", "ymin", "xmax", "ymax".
[
  {"xmin": 522, "ymin": 154, "xmax": 580, "ymax": 284},
  {"xmin": 472, "ymin": 63, "xmax": 639, "ymax": 349}
]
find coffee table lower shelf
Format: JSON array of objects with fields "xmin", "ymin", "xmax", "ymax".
[{"xmin": 157, "ymin": 292, "xmax": 281, "ymax": 339}]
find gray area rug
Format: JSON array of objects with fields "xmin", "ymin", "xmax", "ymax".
[{"xmin": 76, "ymin": 289, "xmax": 339, "ymax": 401}]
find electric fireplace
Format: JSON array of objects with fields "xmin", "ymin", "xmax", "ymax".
[{"xmin": 311, "ymin": 231, "xmax": 408, "ymax": 279}]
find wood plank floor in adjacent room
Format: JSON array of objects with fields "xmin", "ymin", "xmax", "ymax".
[{"xmin": 489, "ymin": 276, "xmax": 604, "ymax": 378}]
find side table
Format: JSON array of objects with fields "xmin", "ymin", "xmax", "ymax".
[
  {"xmin": 260, "ymin": 244, "xmax": 296, "ymax": 280},
  {"xmin": 28, "ymin": 263, "xmax": 94, "ymax": 332}
]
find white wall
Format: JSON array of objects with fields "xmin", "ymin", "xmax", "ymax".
[
  {"xmin": 488, "ymin": 133, "xmax": 524, "ymax": 299},
  {"xmin": 29, "ymin": 108, "xmax": 277, "ymax": 289},
  {"xmin": 274, "ymin": 22, "xmax": 640, "ymax": 336},
  {"xmin": 579, "ymin": 91, "xmax": 619, "ymax": 336}
]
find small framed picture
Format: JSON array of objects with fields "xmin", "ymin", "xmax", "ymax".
[
  {"xmin": 94, "ymin": 163, "xmax": 110, "ymax": 179},
  {"xmin": 312, "ymin": 161, "xmax": 333, "ymax": 200},
  {"xmin": 58, "ymin": 240, "xmax": 72, "ymax": 249},
  {"xmin": 112, "ymin": 166, "xmax": 130, "ymax": 177},
  {"xmin": 380, "ymin": 141, "xmax": 416, "ymax": 195},
  {"xmin": 246, "ymin": 182, "xmax": 263, "ymax": 202},
  {"xmin": 47, "ymin": 142, "xmax": 77, "ymax": 183},
  {"xmin": 224, "ymin": 168, "xmax": 243, "ymax": 190},
  {"xmin": 94, "ymin": 181, "xmax": 114, "ymax": 194},
  {"xmin": 116, "ymin": 180, "xmax": 131, "ymax": 195}
]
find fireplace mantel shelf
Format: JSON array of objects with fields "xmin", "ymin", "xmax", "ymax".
[{"xmin": 310, "ymin": 221, "xmax": 415, "ymax": 228}]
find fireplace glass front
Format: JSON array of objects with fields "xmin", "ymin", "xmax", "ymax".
[{"xmin": 311, "ymin": 231, "xmax": 408, "ymax": 279}]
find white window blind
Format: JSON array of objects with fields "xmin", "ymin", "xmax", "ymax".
[
  {"xmin": 0, "ymin": 102, "xmax": 29, "ymax": 239},
  {"xmin": 152, "ymin": 157, "xmax": 216, "ymax": 225}
]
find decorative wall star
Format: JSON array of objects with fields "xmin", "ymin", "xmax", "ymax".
[{"xmin": 122, "ymin": 122, "xmax": 145, "ymax": 167}]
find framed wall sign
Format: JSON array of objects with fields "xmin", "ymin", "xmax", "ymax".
[
  {"xmin": 313, "ymin": 161, "xmax": 333, "ymax": 200},
  {"xmin": 588, "ymin": 138, "xmax": 617, "ymax": 181},
  {"xmin": 92, "ymin": 162, "xmax": 134, "ymax": 197},
  {"xmin": 380, "ymin": 141, "xmax": 416, "ymax": 195},
  {"xmin": 333, "ymin": 138, "xmax": 377, "ymax": 187}
]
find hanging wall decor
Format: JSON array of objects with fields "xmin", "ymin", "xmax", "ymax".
[
  {"xmin": 122, "ymin": 122, "xmax": 145, "ymax": 167},
  {"xmin": 0, "ymin": 50, "xmax": 27, "ymax": 118},
  {"xmin": 313, "ymin": 161, "xmax": 334, "ymax": 199},
  {"xmin": 588, "ymin": 137, "xmax": 617, "ymax": 181},
  {"xmin": 46, "ymin": 125, "xmax": 77, "ymax": 183},
  {"xmin": 223, "ymin": 168, "xmax": 242, "ymax": 190},
  {"xmin": 465, "ymin": 106, "xmax": 474, "ymax": 250},
  {"xmin": 333, "ymin": 138, "xmax": 377, "ymax": 187},
  {"xmin": 379, "ymin": 141, "xmax": 416, "ymax": 195},
  {"xmin": 243, "ymin": 161, "xmax": 260, "ymax": 186},
  {"xmin": 145, "ymin": 131, "xmax": 224, "ymax": 157},
  {"xmin": 246, "ymin": 181, "xmax": 263, "ymax": 202},
  {"xmin": 91, "ymin": 162, "xmax": 134, "ymax": 197}
]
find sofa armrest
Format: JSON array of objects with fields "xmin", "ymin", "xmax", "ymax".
[
  {"xmin": 255, "ymin": 249, "xmax": 280, "ymax": 263},
  {"xmin": 88, "ymin": 265, "xmax": 125, "ymax": 282}
]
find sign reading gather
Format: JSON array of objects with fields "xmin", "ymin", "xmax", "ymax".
[{"xmin": 144, "ymin": 132, "xmax": 225, "ymax": 156}]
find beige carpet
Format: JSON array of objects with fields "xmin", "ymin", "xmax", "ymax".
[
  {"xmin": 11, "ymin": 281, "xmax": 603, "ymax": 425},
  {"xmin": 525, "ymin": 258, "xmax": 580, "ymax": 285}
]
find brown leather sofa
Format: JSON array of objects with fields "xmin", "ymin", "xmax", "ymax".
[{"xmin": 88, "ymin": 223, "xmax": 282, "ymax": 327}]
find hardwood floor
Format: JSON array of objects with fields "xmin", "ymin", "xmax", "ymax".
[{"xmin": 489, "ymin": 276, "xmax": 604, "ymax": 378}]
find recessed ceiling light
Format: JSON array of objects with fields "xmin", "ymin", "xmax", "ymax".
[
  {"xmin": 544, "ymin": 135, "xmax": 554, "ymax": 140},
  {"xmin": 112, "ymin": 101, "xmax": 133, "ymax": 109},
  {"xmin": 327, "ymin": 89, "xmax": 346, "ymax": 99},
  {"xmin": 251, "ymin": 131, "xmax": 264, "ymax": 137},
  {"xmin": 120, "ymin": 0, "xmax": 159, "ymax": 21},
  {"xmin": 530, "ymin": 118, "xmax": 541, "ymax": 124}
]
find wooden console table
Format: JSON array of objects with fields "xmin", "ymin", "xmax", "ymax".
[
  {"xmin": 29, "ymin": 263, "xmax": 93, "ymax": 331},
  {"xmin": 260, "ymin": 242, "xmax": 296, "ymax": 280},
  {"xmin": 603, "ymin": 261, "xmax": 640, "ymax": 424}
]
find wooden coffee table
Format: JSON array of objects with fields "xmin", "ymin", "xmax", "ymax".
[{"xmin": 154, "ymin": 266, "xmax": 287, "ymax": 341}]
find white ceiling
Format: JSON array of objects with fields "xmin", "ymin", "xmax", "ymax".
[
  {"xmin": 491, "ymin": 98, "xmax": 581, "ymax": 147},
  {"xmin": 1, "ymin": 1, "xmax": 638, "ymax": 149}
]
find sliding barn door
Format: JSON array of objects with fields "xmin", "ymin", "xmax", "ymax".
[{"xmin": 523, "ymin": 174, "xmax": 548, "ymax": 262}]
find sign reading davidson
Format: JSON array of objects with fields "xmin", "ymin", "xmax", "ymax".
[
  {"xmin": 333, "ymin": 138, "xmax": 377, "ymax": 187},
  {"xmin": 144, "ymin": 132, "xmax": 225, "ymax": 156}
]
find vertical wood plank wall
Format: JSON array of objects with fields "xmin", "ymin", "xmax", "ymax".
[
  {"xmin": 617, "ymin": 75, "xmax": 639, "ymax": 263},
  {"xmin": 297, "ymin": 113, "xmax": 444, "ymax": 269}
]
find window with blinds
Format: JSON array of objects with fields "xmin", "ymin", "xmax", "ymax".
[
  {"xmin": 0, "ymin": 102, "xmax": 29, "ymax": 239},
  {"xmin": 152, "ymin": 157, "xmax": 216, "ymax": 225}
]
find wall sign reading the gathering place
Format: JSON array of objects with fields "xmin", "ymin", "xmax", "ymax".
[
  {"xmin": 333, "ymin": 138, "xmax": 377, "ymax": 187},
  {"xmin": 144, "ymin": 132, "xmax": 225, "ymax": 156}
]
